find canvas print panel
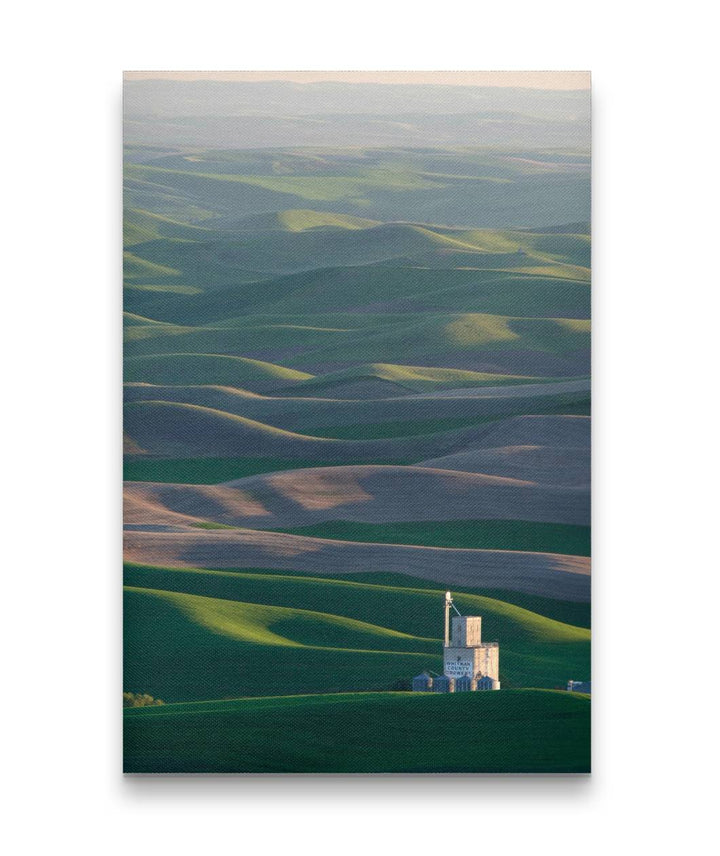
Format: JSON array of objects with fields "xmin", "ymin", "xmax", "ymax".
[{"xmin": 123, "ymin": 70, "xmax": 591, "ymax": 773}]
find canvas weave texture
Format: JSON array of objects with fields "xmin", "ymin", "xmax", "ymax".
[{"xmin": 123, "ymin": 71, "xmax": 591, "ymax": 774}]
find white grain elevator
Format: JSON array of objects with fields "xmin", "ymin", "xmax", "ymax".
[{"xmin": 443, "ymin": 592, "xmax": 500, "ymax": 689}]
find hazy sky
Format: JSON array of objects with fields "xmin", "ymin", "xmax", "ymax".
[{"xmin": 124, "ymin": 70, "xmax": 590, "ymax": 90}]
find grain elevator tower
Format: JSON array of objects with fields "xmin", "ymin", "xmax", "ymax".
[{"xmin": 442, "ymin": 592, "xmax": 500, "ymax": 689}]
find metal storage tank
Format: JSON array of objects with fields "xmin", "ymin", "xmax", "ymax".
[
  {"xmin": 455, "ymin": 675, "xmax": 473, "ymax": 692},
  {"xmin": 433, "ymin": 675, "xmax": 455, "ymax": 693},
  {"xmin": 412, "ymin": 672, "xmax": 433, "ymax": 692},
  {"xmin": 476, "ymin": 675, "xmax": 500, "ymax": 691}
]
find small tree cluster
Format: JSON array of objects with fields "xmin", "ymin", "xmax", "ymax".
[{"xmin": 123, "ymin": 692, "xmax": 165, "ymax": 708}]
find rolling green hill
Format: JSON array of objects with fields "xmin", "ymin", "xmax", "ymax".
[
  {"xmin": 229, "ymin": 208, "xmax": 382, "ymax": 232},
  {"xmin": 125, "ymin": 215, "xmax": 534, "ymax": 286},
  {"xmin": 124, "ymin": 689, "xmax": 590, "ymax": 773},
  {"xmin": 124, "ymin": 585, "xmax": 439, "ymax": 702},
  {"xmin": 123, "ymin": 147, "xmax": 590, "ymax": 229},
  {"xmin": 124, "ymin": 562, "xmax": 591, "ymax": 628},
  {"xmin": 124, "ymin": 401, "xmax": 346, "ymax": 457},
  {"xmin": 123, "ymin": 162, "xmax": 590, "ymax": 304},
  {"xmin": 268, "ymin": 519, "xmax": 591, "ymax": 557},
  {"xmin": 127, "ymin": 584, "xmax": 436, "ymax": 651},
  {"xmin": 124, "ymin": 208, "xmax": 217, "ymax": 246},
  {"xmin": 124, "ymin": 353, "xmax": 312, "ymax": 388},
  {"xmin": 286, "ymin": 363, "xmax": 542, "ymax": 395},
  {"xmin": 123, "ymin": 400, "xmax": 440, "ymax": 458},
  {"xmin": 126, "ymin": 265, "xmax": 590, "ymax": 327},
  {"xmin": 123, "ymin": 379, "xmax": 590, "ymax": 436},
  {"xmin": 123, "ymin": 251, "xmax": 181, "ymax": 281},
  {"xmin": 123, "ymin": 140, "xmax": 591, "ymax": 774},
  {"xmin": 123, "ymin": 454, "xmax": 417, "ymax": 484},
  {"xmin": 123, "ymin": 568, "xmax": 590, "ymax": 702},
  {"xmin": 123, "ymin": 399, "xmax": 590, "ymax": 466},
  {"xmin": 123, "ymin": 314, "xmax": 590, "ymax": 378}
]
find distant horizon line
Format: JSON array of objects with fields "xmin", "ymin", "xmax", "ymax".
[{"xmin": 123, "ymin": 70, "xmax": 590, "ymax": 91}]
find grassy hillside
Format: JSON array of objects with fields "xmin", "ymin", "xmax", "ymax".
[
  {"xmin": 274, "ymin": 209, "xmax": 381, "ymax": 231},
  {"xmin": 314, "ymin": 569, "xmax": 591, "ymax": 628},
  {"xmin": 124, "ymin": 585, "xmax": 440, "ymax": 702},
  {"xmin": 124, "ymin": 455, "xmax": 413, "ymax": 484},
  {"xmin": 124, "ymin": 562, "xmax": 591, "ymax": 628},
  {"xmin": 127, "ymin": 269, "xmax": 589, "ymax": 330},
  {"xmin": 123, "ymin": 140, "xmax": 591, "ymax": 773},
  {"xmin": 124, "ymin": 208, "xmax": 216, "ymax": 246},
  {"xmin": 123, "ymin": 568, "xmax": 590, "ymax": 701},
  {"xmin": 269, "ymin": 519, "xmax": 591, "ymax": 557},
  {"xmin": 286, "ymin": 363, "xmax": 543, "ymax": 395},
  {"xmin": 123, "ymin": 380, "xmax": 590, "ymax": 432},
  {"xmin": 123, "ymin": 148, "xmax": 590, "ymax": 229},
  {"xmin": 122, "ymin": 397, "xmax": 590, "ymax": 475},
  {"xmin": 124, "ymin": 689, "xmax": 591, "ymax": 773},
  {"xmin": 124, "ymin": 353, "xmax": 312, "ymax": 388},
  {"xmin": 124, "ymin": 396, "xmax": 591, "ymax": 461},
  {"xmin": 123, "ymin": 312, "xmax": 590, "ymax": 377},
  {"xmin": 123, "ymin": 400, "xmax": 488, "ymax": 459},
  {"xmin": 283, "ymin": 312, "xmax": 592, "ymax": 370},
  {"xmin": 124, "ymin": 213, "xmax": 579, "ymax": 289},
  {"xmin": 127, "ymin": 585, "xmax": 436, "ymax": 650}
]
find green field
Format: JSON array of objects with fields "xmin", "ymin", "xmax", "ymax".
[
  {"xmin": 124, "ymin": 566, "xmax": 590, "ymax": 702},
  {"xmin": 123, "ymin": 455, "xmax": 416, "ymax": 484},
  {"xmin": 126, "ymin": 274, "xmax": 590, "ymax": 338},
  {"xmin": 123, "ymin": 130, "xmax": 591, "ymax": 773},
  {"xmin": 124, "ymin": 564, "xmax": 591, "ymax": 628},
  {"xmin": 124, "ymin": 353, "xmax": 312, "ymax": 388},
  {"xmin": 329, "ymin": 570, "xmax": 591, "ymax": 628},
  {"xmin": 124, "ymin": 689, "xmax": 590, "ymax": 773},
  {"xmin": 122, "ymin": 387, "xmax": 590, "ymax": 451},
  {"xmin": 123, "ymin": 310, "xmax": 590, "ymax": 372},
  {"xmin": 269, "ymin": 519, "xmax": 591, "ymax": 557}
]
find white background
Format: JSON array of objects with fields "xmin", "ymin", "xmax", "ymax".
[{"xmin": 3, "ymin": 1, "xmax": 718, "ymax": 853}]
